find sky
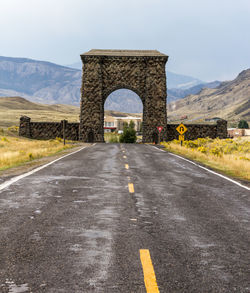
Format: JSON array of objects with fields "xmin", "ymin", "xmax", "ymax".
[{"xmin": 0, "ymin": 0, "xmax": 250, "ymax": 81}]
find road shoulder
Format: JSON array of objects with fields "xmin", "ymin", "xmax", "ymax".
[{"xmin": 0, "ymin": 143, "xmax": 90, "ymax": 184}]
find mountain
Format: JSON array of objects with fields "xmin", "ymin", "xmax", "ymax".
[
  {"xmin": 105, "ymin": 89, "xmax": 143, "ymax": 113},
  {"xmin": 0, "ymin": 56, "xmax": 81, "ymax": 105},
  {"xmin": 168, "ymin": 69, "xmax": 250, "ymax": 123},
  {"xmin": 168, "ymin": 81, "xmax": 221, "ymax": 103},
  {"xmin": 0, "ymin": 56, "xmax": 224, "ymax": 113}
]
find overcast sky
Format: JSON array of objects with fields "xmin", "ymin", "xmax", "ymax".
[{"xmin": 0, "ymin": 0, "xmax": 249, "ymax": 81}]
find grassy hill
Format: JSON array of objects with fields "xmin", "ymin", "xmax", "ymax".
[
  {"xmin": 0, "ymin": 97, "xmax": 80, "ymax": 127},
  {"xmin": 0, "ymin": 97, "xmax": 141, "ymax": 128}
]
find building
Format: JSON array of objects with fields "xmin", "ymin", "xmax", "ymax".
[
  {"xmin": 104, "ymin": 116, "xmax": 142, "ymax": 133},
  {"xmin": 227, "ymin": 128, "xmax": 250, "ymax": 138}
]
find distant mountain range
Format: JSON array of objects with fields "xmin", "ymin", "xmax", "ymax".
[
  {"xmin": 0, "ymin": 68, "xmax": 248, "ymax": 127},
  {"xmin": 0, "ymin": 56, "xmax": 81, "ymax": 105},
  {"xmin": 168, "ymin": 69, "xmax": 250, "ymax": 123},
  {"xmin": 0, "ymin": 56, "xmax": 220, "ymax": 113}
]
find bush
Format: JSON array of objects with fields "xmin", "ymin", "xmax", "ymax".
[
  {"xmin": 197, "ymin": 146, "xmax": 207, "ymax": 154},
  {"xmin": 238, "ymin": 120, "xmax": 249, "ymax": 129},
  {"xmin": 28, "ymin": 153, "xmax": 34, "ymax": 160},
  {"xmin": 55, "ymin": 137, "xmax": 62, "ymax": 142},
  {"xmin": 7, "ymin": 126, "xmax": 19, "ymax": 133},
  {"xmin": 109, "ymin": 135, "xmax": 119, "ymax": 143},
  {"xmin": 119, "ymin": 121, "xmax": 137, "ymax": 143}
]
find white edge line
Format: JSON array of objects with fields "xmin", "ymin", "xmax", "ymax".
[
  {"xmin": 149, "ymin": 145, "xmax": 250, "ymax": 191},
  {"xmin": 0, "ymin": 144, "xmax": 95, "ymax": 192}
]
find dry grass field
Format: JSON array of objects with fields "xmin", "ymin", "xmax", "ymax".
[
  {"xmin": 0, "ymin": 129, "xmax": 77, "ymax": 171},
  {"xmin": 162, "ymin": 137, "xmax": 250, "ymax": 181}
]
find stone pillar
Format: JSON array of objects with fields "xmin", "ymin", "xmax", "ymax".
[
  {"xmin": 216, "ymin": 119, "xmax": 227, "ymax": 138},
  {"xmin": 143, "ymin": 58, "xmax": 168, "ymax": 142},
  {"xmin": 19, "ymin": 116, "xmax": 31, "ymax": 138},
  {"xmin": 79, "ymin": 56, "xmax": 104, "ymax": 142}
]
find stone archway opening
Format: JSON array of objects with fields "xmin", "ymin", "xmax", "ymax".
[{"xmin": 104, "ymin": 88, "xmax": 143, "ymax": 142}]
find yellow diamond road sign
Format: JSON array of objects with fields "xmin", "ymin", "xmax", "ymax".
[{"xmin": 176, "ymin": 123, "xmax": 187, "ymax": 135}]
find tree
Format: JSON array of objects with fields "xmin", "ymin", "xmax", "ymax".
[
  {"xmin": 238, "ymin": 120, "xmax": 249, "ymax": 129},
  {"xmin": 119, "ymin": 120, "xmax": 137, "ymax": 143}
]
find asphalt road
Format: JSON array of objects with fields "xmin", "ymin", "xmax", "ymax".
[{"xmin": 0, "ymin": 143, "xmax": 249, "ymax": 293}]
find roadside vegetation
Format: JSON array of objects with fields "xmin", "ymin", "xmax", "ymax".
[
  {"xmin": 119, "ymin": 121, "xmax": 137, "ymax": 143},
  {"xmin": 104, "ymin": 132, "xmax": 120, "ymax": 143},
  {"xmin": 0, "ymin": 127, "xmax": 77, "ymax": 171},
  {"xmin": 162, "ymin": 137, "xmax": 250, "ymax": 181},
  {"xmin": 104, "ymin": 121, "xmax": 137, "ymax": 143}
]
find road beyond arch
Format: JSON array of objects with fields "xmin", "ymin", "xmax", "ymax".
[{"xmin": 79, "ymin": 49, "xmax": 168, "ymax": 143}]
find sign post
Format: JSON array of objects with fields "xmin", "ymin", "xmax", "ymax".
[
  {"xmin": 157, "ymin": 126, "xmax": 163, "ymax": 144},
  {"xmin": 176, "ymin": 123, "xmax": 187, "ymax": 146},
  {"xmin": 62, "ymin": 120, "xmax": 67, "ymax": 146}
]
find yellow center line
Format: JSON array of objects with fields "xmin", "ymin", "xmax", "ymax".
[
  {"xmin": 123, "ymin": 155, "xmax": 127, "ymax": 159},
  {"xmin": 128, "ymin": 183, "xmax": 134, "ymax": 193},
  {"xmin": 125, "ymin": 164, "xmax": 129, "ymax": 169},
  {"xmin": 140, "ymin": 249, "xmax": 160, "ymax": 293}
]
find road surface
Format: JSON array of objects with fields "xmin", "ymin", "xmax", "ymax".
[{"xmin": 0, "ymin": 143, "xmax": 249, "ymax": 292}]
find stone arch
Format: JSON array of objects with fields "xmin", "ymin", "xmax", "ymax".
[{"xmin": 79, "ymin": 49, "xmax": 168, "ymax": 143}]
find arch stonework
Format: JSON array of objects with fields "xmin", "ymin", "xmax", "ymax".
[{"xmin": 79, "ymin": 49, "xmax": 168, "ymax": 142}]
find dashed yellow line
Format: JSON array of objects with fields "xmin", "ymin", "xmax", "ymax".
[
  {"xmin": 123, "ymin": 155, "xmax": 127, "ymax": 159},
  {"xmin": 125, "ymin": 164, "xmax": 129, "ymax": 169},
  {"xmin": 128, "ymin": 183, "xmax": 134, "ymax": 193},
  {"xmin": 140, "ymin": 249, "xmax": 160, "ymax": 293}
]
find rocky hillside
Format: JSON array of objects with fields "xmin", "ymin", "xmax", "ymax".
[
  {"xmin": 167, "ymin": 81, "xmax": 221, "ymax": 103},
  {"xmin": 168, "ymin": 69, "xmax": 250, "ymax": 123},
  {"xmin": 0, "ymin": 56, "xmax": 81, "ymax": 105}
]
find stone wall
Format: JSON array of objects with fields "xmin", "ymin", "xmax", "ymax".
[
  {"xmin": 166, "ymin": 120, "xmax": 227, "ymax": 141},
  {"xmin": 19, "ymin": 117, "xmax": 227, "ymax": 142},
  {"xmin": 19, "ymin": 116, "xmax": 79, "ymax": 140}
]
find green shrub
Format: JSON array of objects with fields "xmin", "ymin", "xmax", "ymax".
[
  {"xmin": 119, "ymin": 121, "xmax": 137, "ymax": 143},
  {"xmin": 28, "ymin": 153, "xmax": 34, "ymax": 160},
  {"xmin": 7, "ymin": 126, "xmax": 19, "ymax": 133},
  {"xmin": 238, "ymin": 120, "xmax": 249, "ymax": 129}
]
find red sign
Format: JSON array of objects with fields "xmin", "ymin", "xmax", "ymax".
[{"xmin": 157, "ymin": 126, "xmax": 163, "ymax": 133}]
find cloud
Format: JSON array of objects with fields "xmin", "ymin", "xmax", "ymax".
[{"xmin": 0, "ymin": 0, "xmax": 249, "ymax": 80}]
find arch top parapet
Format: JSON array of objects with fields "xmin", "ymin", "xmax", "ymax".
[
  {"xmin": 81, "ymin": 49, "xmax": 168, "ymax": 57},
  {"xmin": 81, "ymin": 49, "xmax": 168, "ymax": 64}
]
